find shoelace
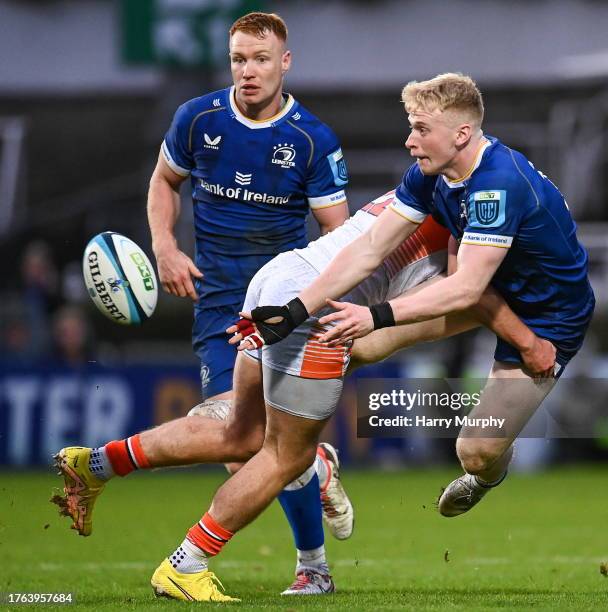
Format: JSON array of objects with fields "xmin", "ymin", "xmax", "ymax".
[
  {"xmin": 457, "ymin": 477, "xmax": 478, "ymax": 504},
  {"xmin": 320, "ymin": 460, "xmax": 345, "ymax": 518},
  {"xmin": 321, "ymin": 473, "xmax": 345, "ymax": 518},
  {"xmin": 320, "ymin": 489, "xmax": 341, "ymax": 518},
  {"xmin": 290, "ymin": 571, "xmax": 318, "ymax": 591},
  {"xmin": 203, "ymin": 571, "xmax": 226, "ymax": 593}
]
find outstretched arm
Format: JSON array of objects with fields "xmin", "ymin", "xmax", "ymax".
[
  {"xmin": 299, "ymin": 208, "xmax": 420, "ymax": 314},
  {"xmin": 320, "ymin": 241, "xmax": 555, "ymax": 376},
  {"xmin": 319, "ymin": 241, "xmax": 508, "ymax": 344},
  {"xmin": 227, "ymin": 208, "xmax": 419, "ymax": 349}
]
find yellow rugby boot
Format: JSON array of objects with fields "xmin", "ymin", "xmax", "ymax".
[
  {"xmin": 50, "ymin": 446, "xmax": 105, "ymax": 536},
  {"xmin": 151, "ymin": 559, "xmax": 240, "ymax": 602}
]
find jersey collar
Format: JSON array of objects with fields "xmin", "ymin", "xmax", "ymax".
[
  {"xmin": 441, "ymin": 137, "xmax": 492, "ymax": 189},
  {"xmin": 228, "ymin": 86, "xmax": 296, "ymax": 129}
]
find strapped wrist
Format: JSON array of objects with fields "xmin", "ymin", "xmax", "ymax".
[
  {"xmin": 286, "ymin": 297, "xmax": 309, "ymax": 327},
  {"xmin": 370, "ymin": 302, "xmax": 395, "ymax": 329}
]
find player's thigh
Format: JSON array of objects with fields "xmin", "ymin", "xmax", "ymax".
[
  {"xmin": 262, "ymin": 362, "xmax": 343, "ymax": 422},
  {"xmin": 458, "ymin": 361, "xmax": 556, "ymax": 460}
]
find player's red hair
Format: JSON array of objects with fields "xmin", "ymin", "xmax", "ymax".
[{"xmin": 230, "ymin": 12, "xmax": 288, "ymax": 42}]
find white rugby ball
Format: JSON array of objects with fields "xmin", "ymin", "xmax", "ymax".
[{"xmin": 82, "ymin": 232, "xmax": 158, "ymax": 325}]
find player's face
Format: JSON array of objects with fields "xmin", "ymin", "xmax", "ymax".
[
  {"xmin": 229, "ymin": 30, "xmax": 291, "ymax": 118},
  {"xmin": 405, "ymin": 110, "xmax": 462, "ymax": 176}
]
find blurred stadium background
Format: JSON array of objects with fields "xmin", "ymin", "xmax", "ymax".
[
  {"xmin": 1, "ymin": 0, "xmax": 608, "ymax": 472},
  {"xmin": 3, "ymin": 2, "xmax": 608, "ymax": 608}
]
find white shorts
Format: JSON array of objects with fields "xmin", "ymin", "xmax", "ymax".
[
  {"xmin": 242, "ymin": 251, "xmax": 351, "ymax": 380},
  {"xmin": 241, "ymin": 249, "xmax": 445, "ymax": 419}
]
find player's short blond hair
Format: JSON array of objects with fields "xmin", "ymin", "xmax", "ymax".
[
  {"xmin": 401, "ymin": 73, "xmax": 484, "ymax": 127},
  {"xmin": 230, "ymin": 12, "xmax": 288, "ymax": 42}
]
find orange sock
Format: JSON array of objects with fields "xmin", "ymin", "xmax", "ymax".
[
  {"xmin": 104, "ymin": 435, "xmax": 151, "ymax": 476},
  {"xmin": 186, "ymin": 512, "xmax": 234, "ymax": 556}
]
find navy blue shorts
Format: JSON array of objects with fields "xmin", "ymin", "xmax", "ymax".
[
  {"xmin": 192, "ymin": 303, "xmax": 241, "ymax": 399},
  {"xmin": 494, "ymin": 320, "xmax": 592, "ymax": 379}
]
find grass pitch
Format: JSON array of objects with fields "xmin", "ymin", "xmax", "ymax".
[{"xmin": 1, "ymin": 466, "xmax": 607, "ymax": 610}]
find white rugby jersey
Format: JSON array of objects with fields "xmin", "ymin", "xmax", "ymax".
[{"xmin": 294, "ymin": 190, "xmax": 450, "ymax": 304}]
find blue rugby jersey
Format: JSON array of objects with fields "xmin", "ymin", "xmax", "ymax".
[
  {"xmin": 391, "ymin": 136, "xmax": 595, "ymax": 351},
  {"xmin": 162, "ymin": 86, "xmax": 348, "ymax": 306}
]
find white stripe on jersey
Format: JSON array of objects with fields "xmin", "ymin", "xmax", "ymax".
[
  {"xmin": 462, "ymin": 232, "xmax": 513, "ymax": 248},
  {"xmin": 308, "ymin": 191, "xmax": 347, "ymax": 209},
  {"xmin": 229, "ymin": 86, "xmax": 296, "ymax": 129},
  {"xmin": 161, "ymin": 141, "xmax": 190, "ymax": 177},
  {"xmin": 390, "ymin": 196, "xmax": 427, "ymax": 224}
]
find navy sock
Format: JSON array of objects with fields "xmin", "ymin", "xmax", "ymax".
[{"xmin": 278, "ymin": 472, "xmax": 324, "ymax": 552}]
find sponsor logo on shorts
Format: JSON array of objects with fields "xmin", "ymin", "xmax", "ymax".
[{"xmin": 200, "ymin": 365, "xmax": 210, "ymax": 389}]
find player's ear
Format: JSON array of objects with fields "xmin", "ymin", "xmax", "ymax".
[
  {"xmin": 281, "ymin": 49, "xmax": 291, "ymax": 74},
  {"xmin": 455, "ymin": 123, "xmax": 472, "ymax": 147}
]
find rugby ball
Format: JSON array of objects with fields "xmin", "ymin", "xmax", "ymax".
[{"xmin": 82, "ymin": 232, "xmax": 158, "ymax": 325}]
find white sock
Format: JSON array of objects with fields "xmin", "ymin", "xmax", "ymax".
[
  {"xmin": 475, "ymin": 471, "xmax": 507, "ymax": 488},
  {"xmin": 315, "ymin": 453, "xmax": 330, "ymax": 489},
  {"xmin": 88, "ymin": 447, "xmax": 114, "ymax": 481},
  {"xmin": 169, "ymin": 538, "xmax": 209, "ymax": 574},
  {"xmin": 297, "ymin": 544, "xmax": 329, "ymax": 573},
  {"xmin": 283, "ymin": 463, "xmax": 316, "ymax": 491}
]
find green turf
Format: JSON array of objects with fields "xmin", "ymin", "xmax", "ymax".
[{"xmin": 1, "ymin": 466, "xmax": 607, "ymax": 610}]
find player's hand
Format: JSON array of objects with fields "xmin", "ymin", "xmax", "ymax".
[
  {"xmin": 521, "ymin": 336, "xmax": 557, "ymax": 378},
  {"xmin": 226, "ymin": 298, "xmax": 309, "ymax": 350},
  {"xmin": 227, "ymin": 312, "xmax": 261, "ymax": 351},
  {"xmin": 318, "ymin": 299, "xmax": 374, "ymax": 346},
  {"xmin": 155, "ymin": 247, "xmax": 203, "ymax": 301}
]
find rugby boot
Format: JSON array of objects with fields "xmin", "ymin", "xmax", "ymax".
[
  {"xmin": 318, "ymin": 443, "xmax": 354, "ymax": 540},
  {"xmin": 438, "ymin": 472, "xmax": 506, "ymax": 517},
  {"xmin": 281, "ymin": 568, "xmax": 335, "ymax": 595},
  {"xmin": 51, "ymin": 446, "xmax": 105, "ymax": 536},
  {"xmin": 151, "ymin": 559, "xmax": 239, "ymax": 602}
]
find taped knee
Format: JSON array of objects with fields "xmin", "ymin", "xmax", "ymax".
[{"xmin": 187, "ymin": 399, "xmax": 232, "ymax": 420}]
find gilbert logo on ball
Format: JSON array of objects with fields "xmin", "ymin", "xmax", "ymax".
[{"xmin": 83, "ymin": 232, "xmax": 158, "ymax": 325}]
